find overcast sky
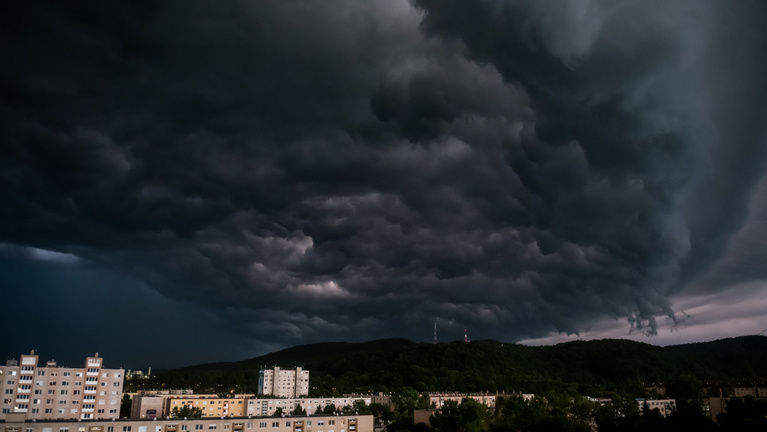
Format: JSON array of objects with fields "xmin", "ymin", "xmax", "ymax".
[{"xmin": 2, "ymin": 0, "xmax": 767, "ymax": 368}]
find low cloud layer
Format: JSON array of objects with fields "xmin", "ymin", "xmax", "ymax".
[{"xmin": 2, "ymin": 0, "xmax": 767, "ymax": 365}]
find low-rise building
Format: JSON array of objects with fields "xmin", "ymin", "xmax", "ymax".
[
  {"xmin": 247, "ymin": 397, "xmax": 372, "ymax": 417},
  {"xmin": 636, "ymin": 398, "xmax": 676, "ymax": 418},
  {"xmin": 427, "ymin": 393, "xmax": 496, "ymax": 408},
  {"xmin": 733, "ymin": 386, "xmax": 767, "ymax": 398},
  {"xmin": 0, "ymin": 413, "xmax": 373, "ymax": 432}
]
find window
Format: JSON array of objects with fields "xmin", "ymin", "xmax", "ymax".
[
  {"xmin": 195, "ymin": 426, "xmax": 203, "ymax": 431},
  {"xmin": 26, "ymin": 428, "xmax": 34, "ymax": 432},
  {"xmin": 318, "ymin": 422, "xmax": 324, "ymax": 426},
  {"xmin": 38, "ymin": 371, "xmax": 45, "ymax": 376},
  {"xmin": 259, "ymin": 424, "xmax": 266, "ymax": 429},
  {"xmin": 108, "ymin": 427, "xmax": 114, "ymax": 432},
  {"xmin": 329, "ymin": 421, "xmax": 335, "ymax": 426},
  {"xmin": 181, "ymin": 426, "xmax": 188, "ymax": 431},
  {"xmin": 47, "ymin": 399, "xmax": 53, "ymax": 404},
  {"xmin": 62, "ymin": 372, "xmax": 69, "ymax": 377},
  {"xmin": 62, "ymin": 381, "xmax": 70, "ymax": 386},
  {"xmin": 5, "ymin": 389, "xmax": 13, "ymax": 394},
  {"xmin": 60, "ymin": 390, "xmax": 68, "ymax": 395},
  {"xmin": 74, "ymin": 391, "xmax": 81, "ymax": 395},
  {"xmin": 98, "ymin": 409, "xmax": 104, "ymax": 413},
  {"xmin": 61, "ymin": 428, "xmax": 70, "ymax": 432},
  {"xmin": 271, "ymin": 423, "xmax": 279, "ymax": 428},
  {"xmin": 123, "ymin": 427, "xmax": 132, "ymax": 432},
  {"xmin": 208, "ymin": 426, "xmax": 216, "ymax": 430},
  {"xmin": 45, "ymin": 408, "xmax": 52, "ymax": 413},
  {"xmin": 48, "ymin": 390, "xmax": 55, "ymax": 395}
]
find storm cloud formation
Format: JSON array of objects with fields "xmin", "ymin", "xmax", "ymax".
[{"xmin": 2, "ymin": 0, "xmax": 767, "ymax": 365}]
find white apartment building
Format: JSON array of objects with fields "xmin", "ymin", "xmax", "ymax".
[
  {"xmin": 636, "ymin": 398, "xmax": 676, "ymax": 417},
  {"xmin": 0, "ymin": 352, "xmax": 124, "ymax": 421},
  {"xmin": 257, "ymin": 368, "xmax": 308, "ymax": 398}
]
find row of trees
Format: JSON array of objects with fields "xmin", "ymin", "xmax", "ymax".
[{"xmin": 424, "ymin": 394, "xmax": 766, "ymax": 432}]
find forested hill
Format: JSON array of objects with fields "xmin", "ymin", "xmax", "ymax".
[{"xmin": 138, "ymin": 336, "xmax": 767, "ymax": 397}]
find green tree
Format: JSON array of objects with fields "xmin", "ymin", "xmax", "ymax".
[
  {"xmin": 119, "ymin": 394, "xmax": 132, "ymax": 418},
  {"xmin": 171, "ymin": 405, "xmax": 204, "ymax": 418},
  {"xmin": 393, "ymin": 388, "xmax": 428, "ymax": 415},
  {"xmin": 273, "ymin": 407, "xmax": 284, "ymax": 417},
  {"xmin": 430, "ymin": 399, "xmax": 489, "ymax": 432},
  {"xmin": 370, "ymin": 402, "xmax": 393, "ymax": 422},
  {"xmin": 718, "ymin": 396, "xmax": 767, "ymax": 432},
  {"xmin": 323, "ymin": 403, "xmax": 338, "ymax": 414},
  {"xmin": 292, "ymin": 405, "xmax": 307, "ymax": 416}
]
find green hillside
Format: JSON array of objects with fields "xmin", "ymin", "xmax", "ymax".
[{"xmin": 131, "ymin": 336, "xmax": 767, "ymax": 398}]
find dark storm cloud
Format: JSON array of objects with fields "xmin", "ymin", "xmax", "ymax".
[{"xmin": 2, "ymin": 0, "xmax": 767, "ymax": 363}]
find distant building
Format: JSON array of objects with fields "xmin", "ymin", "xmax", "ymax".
[
  {"xmin": 258, "ymin": 367, "xmax": 309, "ymax": 398},
  {"xmin": 247, "ymin": 396, "xmax": 371, "ymax": 417},
  {"xmin": 427, "ymin": 393, "xmax": 497, "ymax": 408},
  {"xmin": 0, "ymin": 352, "xmax": 124, "ymax": 421},
  {"xmin": 131, "ymin": 395, "xmax": 253, "ymax": 419},
  {"xmin": 733, "ymin": 386, "xmax": 767, "ymax": 398},
  {"xmin": 636, "ymin": 398, "xmax": 676, "ymax": 417},
  {"xmin": 131, "ymin": 394, "xmax": 371, "ymax": 419}
]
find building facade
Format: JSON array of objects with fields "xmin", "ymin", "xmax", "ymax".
[
  {"xmin": 427, "ymin": 393, "xmax": 496, "ymax": 408},
  {"xmin": 636, "ymin": 398, "xmax": 676, "ymax": 418},
  {"xmin": 733, "ymin": 386, "xmax": 767, "ymax": 398},
  {"xmin": 0, "ymin": 353, "xmax": 124, "ymax": 421},
  {"xmin": 131, "ymin": 395, "xmax": 372, "ymax": 420},
  {"xmin": 0, "ymin": 413, "xmax": 373, "ymax": 432},
  {"xmin": 247, "ymin": 397, "xmax": 371, "ymax": 417},
  {"xmin": 257, "ymin": 369, "xmax": 308, "ymax": 398}
]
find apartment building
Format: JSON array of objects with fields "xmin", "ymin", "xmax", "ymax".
[
  {"xmin": 0, "ymin": 352, "xmax": 124, "ymax": 421},
  {"xmin": 0, "ymin": 413, "xmax": 373, "ymax": 432},
  {"xmin": 132, "ymin": 395, "xmax": 371, "ymax": 420},
  {"xmin": 636, "ymin": 398, "xmax": 676, "ymax": 418},
  {"xmin": 247, "ymin": 397, "xmax": 371, "ymax": 417},
  {"xmin": 733, "ymin": 386, "xmax": 767, "ymax": 398},
  {"xmin": 427, "ymin": 393, "xmax": 497, "ymax": 408},
  {"xmin": 257, "ymin": 368, "xmax": 308, "ymax": 398}
]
